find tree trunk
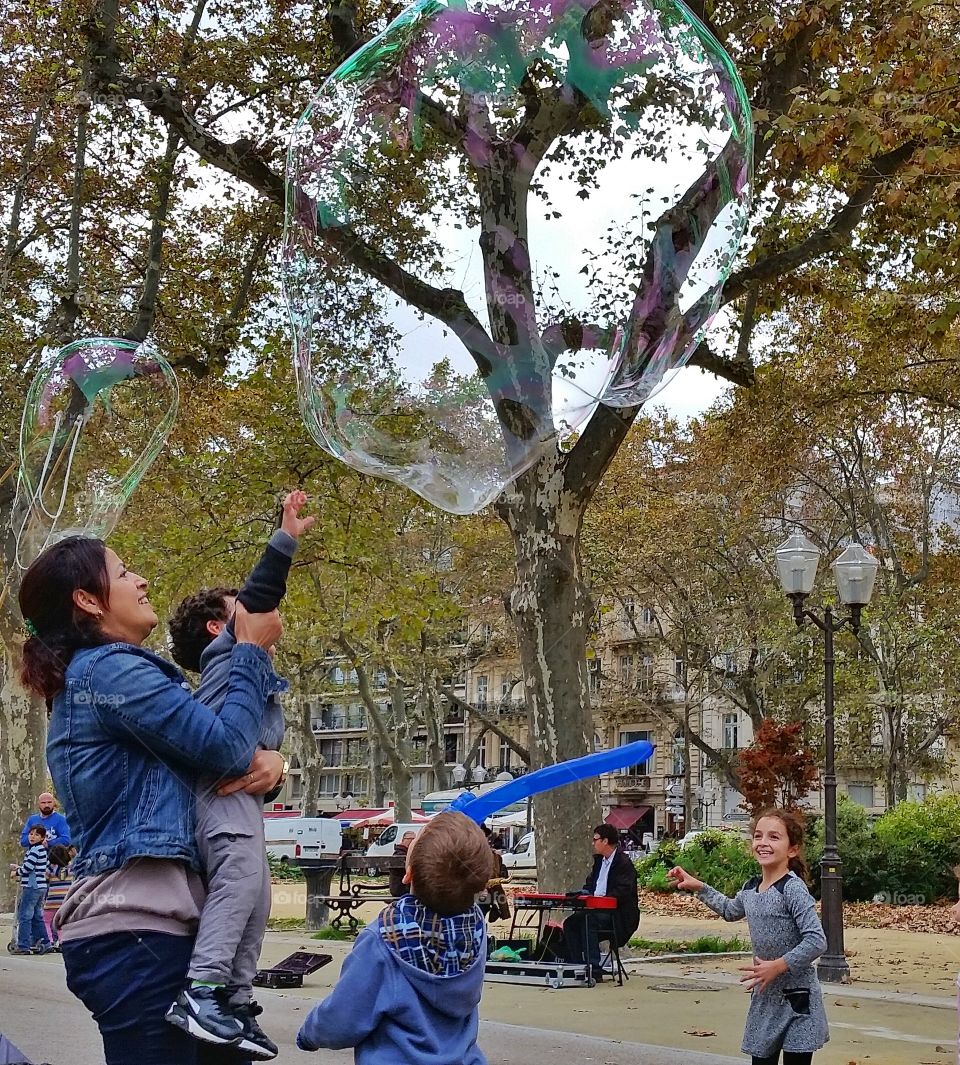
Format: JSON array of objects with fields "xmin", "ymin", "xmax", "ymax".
[
  {"xmin": 498, "ymin": 455, "xmax": 597, "ymax": 891},
  {"xmin": 0, "ymin": 634, "xmax": 46, "ymax": 910},
  {"xmin": 369, "ymin": 731, "xmax": 385, "ymax": 807},
  {"xmin": 422, "ymin": 681, "xmax": 449, "ymax": 792},
  {"xmin": 287, "ymin": 669, "xmax": 323, "ymax": 815},
  {"xmin": 386, "ymin": 678, "xmax": 412, "ymax": 822}
]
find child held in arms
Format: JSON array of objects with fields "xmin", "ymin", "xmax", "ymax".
[
  {"xmin": 164, "ymin": 490, "xmax": 314, "ymax": 1061},
  {"xmin": 297, "ymin": 811, "xmax": 493, "ymax": 1064}
]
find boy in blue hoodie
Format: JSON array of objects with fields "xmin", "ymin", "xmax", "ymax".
[{"xmin": 297, "ymin": 810, "xmax": 493, "ymax": 1065}]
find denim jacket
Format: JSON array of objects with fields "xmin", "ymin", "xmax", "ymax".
[{"xmin": 47, "ymin": 641, "xmax": 281, "ymax": 880}]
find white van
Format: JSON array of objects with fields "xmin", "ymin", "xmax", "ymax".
[
  {"xmin": 501, "ymin": 831, "xmax": 537, "ymax": 877},
  {"xmin": 263, "ymin": 817, "xmax": 342, "ymax": 863},
  {"xmin": 365, "ymin": 823, "xmax": 427, "ymax": 857}
]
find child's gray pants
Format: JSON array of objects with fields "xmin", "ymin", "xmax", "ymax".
[{"xmin": 189, "ymin": 783, "xmax": 271, "ymax": 1001}]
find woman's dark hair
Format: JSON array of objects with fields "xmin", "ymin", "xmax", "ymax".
[
  {"xmin": 47, "ymin": 843, "xmax": 73, "ymax": 870},
  {"xmin": 19, "ymin": 536, "xmax": 112, "ymax": 701},
  {"xmin": 751, "ymin": 807, "xmax": 810, "ymax": 884}
]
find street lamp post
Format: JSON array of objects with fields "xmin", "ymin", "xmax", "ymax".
[{"xmin": 774, "ymin": 534, "xmax": 878, "ymax": 984}]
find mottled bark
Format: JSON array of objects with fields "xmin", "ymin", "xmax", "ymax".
[
  {"xmin": 285, "ymin": 676, "xmax": 323, "ymax": 815},
  {"xmin": 498, "ymin": 453, "xmax": 597, "ymax": 892},
  {"xmin": 0, "ymin": 631, "xmax": 46, "ymax": 909},
  {"xmin": 422, "ymin": 682, "xmax": 449, "ymax": 792}
]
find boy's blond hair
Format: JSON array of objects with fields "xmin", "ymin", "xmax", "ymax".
[{"xmin": 409, "ymin": 811, "xmax": 493, "ymax": 916}]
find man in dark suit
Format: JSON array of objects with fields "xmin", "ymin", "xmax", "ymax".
[{"xmin": 563, "ymin": 823, "xmax": 640, "ymax": 971}]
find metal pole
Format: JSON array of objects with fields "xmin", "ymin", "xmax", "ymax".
[{"xmin": 818, "ymin": 606, "xmax": 850, "ymax": 982}]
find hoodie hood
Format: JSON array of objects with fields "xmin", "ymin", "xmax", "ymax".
[{"xmin": 377, "ymin": 898, "xmax": 486, "ymax": 1018}]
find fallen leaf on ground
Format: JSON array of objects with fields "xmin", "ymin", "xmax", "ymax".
[{"xmin": 684, "ymin": 1029, "xmax": 717, "ymax": 1038}]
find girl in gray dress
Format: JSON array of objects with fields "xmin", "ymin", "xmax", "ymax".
[{"xmin": 669, "ymin": 808, "xmax": 829, "ymax": 1065}]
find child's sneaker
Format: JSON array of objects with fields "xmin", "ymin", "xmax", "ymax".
[
  {"xmin": 233, "ymin": 1000, "xmax": 279, "ymax": 1060},
  {"xmin": 165, "ymin": 984, "xmax": 244, "ymax": 1045}
]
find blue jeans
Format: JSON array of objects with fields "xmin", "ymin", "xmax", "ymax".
[
  {"xmin": 62, "ymin": 931, "xmax": 251, "ymax": 1065},
  {"xmin": 15, "ymin": 886, "xmax": 49, "ymax": 950}
]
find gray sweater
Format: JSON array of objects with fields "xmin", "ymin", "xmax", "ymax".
[{"xmin": 699, "ymin": 872, "xmax": 829, "ymax": 1056}]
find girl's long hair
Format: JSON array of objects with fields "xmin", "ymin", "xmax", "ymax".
[
  {"xmin": 18, "ymin": 536, "xmax": 112, "ymax": 701},
  {"xmin": 751, "ymin": 807, "xmax": 810, "ymax": 884}
]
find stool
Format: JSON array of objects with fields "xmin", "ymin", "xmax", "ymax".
[{"xmin": 598, "ymin": 937, "xmax": 628, "ymax": 986}]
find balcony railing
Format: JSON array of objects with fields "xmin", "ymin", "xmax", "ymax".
[{"xmin": 612, "ymin": 774, "xmax": 651, "ymax": 794}]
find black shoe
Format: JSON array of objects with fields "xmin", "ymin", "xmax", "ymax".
[
  {"xmin": 8, "ymin": 946, "xmax": 32, "ymax": 955},
  {"xmin": 165, "ymin": 985, "xmax": 244, "ymax": 1046},
  {"xmin": 233, "ymin": 1000, "xmax": 278, "ymax": 1061}
]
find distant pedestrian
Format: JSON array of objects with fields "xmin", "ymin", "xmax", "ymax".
[
  {"xmin": 11, "ymin": 825, "xmax": 52, "ymax": 954},
  {"xmin": 20, "ymin": 792, "xmax": 71, "ymax": 850},
  {"xmin": 669, "ymin": 807, "xmax": 829, "ymax": 1065},
  {"xmin": 389, "ymin": 831, "xmax": 417, "ymax": 897},
  {"xmin": 43, "ymin": 844, "xmax": 76, "ymax": 947}
]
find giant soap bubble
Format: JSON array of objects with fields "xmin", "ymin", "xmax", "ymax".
[
  {"xmin": 284, "ymin": 0, "xmax": 753, "ymax": 513},
  {"xmin": 2, "ymin": 337, "xmax": 178, "ymax": 611}
]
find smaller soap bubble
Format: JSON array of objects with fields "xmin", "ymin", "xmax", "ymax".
[{"xmin": 10, "ymin": 337, "xmax": 179, "ymax": 572}]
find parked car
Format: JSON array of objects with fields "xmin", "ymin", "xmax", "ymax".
[
  {"xmin": 263, "ymin": 816, "xmax": 342, "ymax": 863},
  {"xmin": 500, "ymin": 831, "xmax": 537, "ymax": 877},
  {"xmin": 365, "ymin": 823, "xmax": 427, "ymax": 857}
]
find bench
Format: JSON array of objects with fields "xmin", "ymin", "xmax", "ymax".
[{"xmin": 307, "ymin": 853, "xmax": 406, "ymax": 933}]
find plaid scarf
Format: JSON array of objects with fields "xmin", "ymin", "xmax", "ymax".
[{"xmin": 379, "ymin": 895, "xmax": 484, "ymax": 977}]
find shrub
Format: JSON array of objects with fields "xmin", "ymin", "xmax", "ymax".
[
  {"xmin": 267, "ymin": 851, "xmax": 305, "ymax": 881},
  {"xmin": 806, "ymin": 796, "xmax": 881, "ymax": 901},
  {"xmin": 635, "ymin": 830, "xmax": 757, "ymax": 896},
  {"xmin": 872, "ymin": 794, "xmax": 960, "ymax": 903}
]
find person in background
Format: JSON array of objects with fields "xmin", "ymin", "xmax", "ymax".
[
  {"xmin": 389, "ymin": 831, "xmax": 417, "ymax": 898},
  {"xmin": 11, "ymin": 825, "xmax": 52, "ymax": 954},
  {"xmin": 20, "ymin": 793, "xmax": 71, "ymax": 850},
  {"xmin": 562, "ymin": 823, "xmax": 640, "ymax": 975},
  {"xmin": 43, "ymin": 843, "xmax": 77, "ymax": 948}
]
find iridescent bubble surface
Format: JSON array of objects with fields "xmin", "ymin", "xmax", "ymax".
[
  {"xmin": 284, "ymin": 0, "xmax": 752, "ymax": 513},
  {"xmin": 8, "ymin": 337, "xmax": 179, "ymax": 576}
]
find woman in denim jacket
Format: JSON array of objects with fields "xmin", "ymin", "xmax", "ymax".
[{"xmin": 18, "ymin": 535, "xmax": 284, "ymax": 1065}]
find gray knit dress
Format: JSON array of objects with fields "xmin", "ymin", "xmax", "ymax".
[{"xmin": 698, "ymin": 872, "xmax": 830, "ymax": 1058}]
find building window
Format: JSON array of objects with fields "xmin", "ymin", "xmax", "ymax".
[
  {"xmin": 674, "ymin": 657, "xmax": 685, "ymax": 684},
  {"xmin": 723, "ymin": 713, "xmax": 739, "ymax": 750},
  {"xmin": 498, "ymin": 739, "xmax": 514, "ymax": 772},
  {"xmin": 641, "ymin": 606, "xmax": 655, "ymax": 626},
  {"xmin": 622, "ymin": 596, "xmax": 635, "ymax": 619},
  {"xmin": 619, "ymin": 730, "xmax": 652, "ymax": 774},
  {"xmin": 344, "ymin": 773, "xmax": 368, "ymax": 796},
  {"xmin": 909, "ymin": 782, "xmax": 927, "ymax": 802},
  {"xmin": 672, "ymin": 730, "xmax": 685, "ymax": 776},
  {"xmin": 320, "ymin": 739, "xmax": 343, "ymax": 764},
  {"xmin": 848, "ymin": 783, "xmax": 875, "ymax": 808},
  {"xmin": 320, "ymin": 774, "xmax": 341, "ymax": 796},
  {"xmin": 444, "ymin": 733, "xmax": 460, "ymax": 763},
  {"xmin": 639, "ymin": 655, "xmax": 654, "ymax": 691},
  {"xmin": 476, "ymin": 675, "xmax": 488, "ymax": 706},
  {"xmin": 374, "ymin": 668, "xmax": 387, "ymax": 688},
  {"xmin": 589, "ymin": 658, "xmax": 602, "ymax": 694},
  {"xmin": 481, "ymin": 622, "xmax": 494, "ymax": 641},
  {"xmin": 501, "ymin": 677, "xmax": 511, "ymax": 698},
  {"xmin": 619, "ymin": 654, "xmax": 634, "ymax": 688},
  {"xmin": 411, "ymin": 770, "xmax": 430, "ymax": 796}
]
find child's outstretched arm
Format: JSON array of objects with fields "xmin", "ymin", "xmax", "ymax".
[
  {"xmin": 237, "ymin": 490, "xmax": 314, "ymax": 616},
  {"xmin": 668, "ymin": 865, "xmax": 747, "ymax": 921}
]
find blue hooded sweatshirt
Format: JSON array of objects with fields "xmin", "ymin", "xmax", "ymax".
[{"xmin": 297, "ymin": 900, "xmax": 487, "ymax": 1065}]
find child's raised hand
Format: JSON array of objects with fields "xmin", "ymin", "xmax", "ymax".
[
  {"xmin": 666, "ymin": 866, "xmax": 703, "ymax": 893},
  {"xmin": 280, "ymin": 490, "xmax": 316, "ymax": 539}
]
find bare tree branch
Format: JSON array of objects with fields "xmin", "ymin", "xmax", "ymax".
[{"xmin": 439, "ymin": 684, "xmax": 531, "ymax": 765}]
